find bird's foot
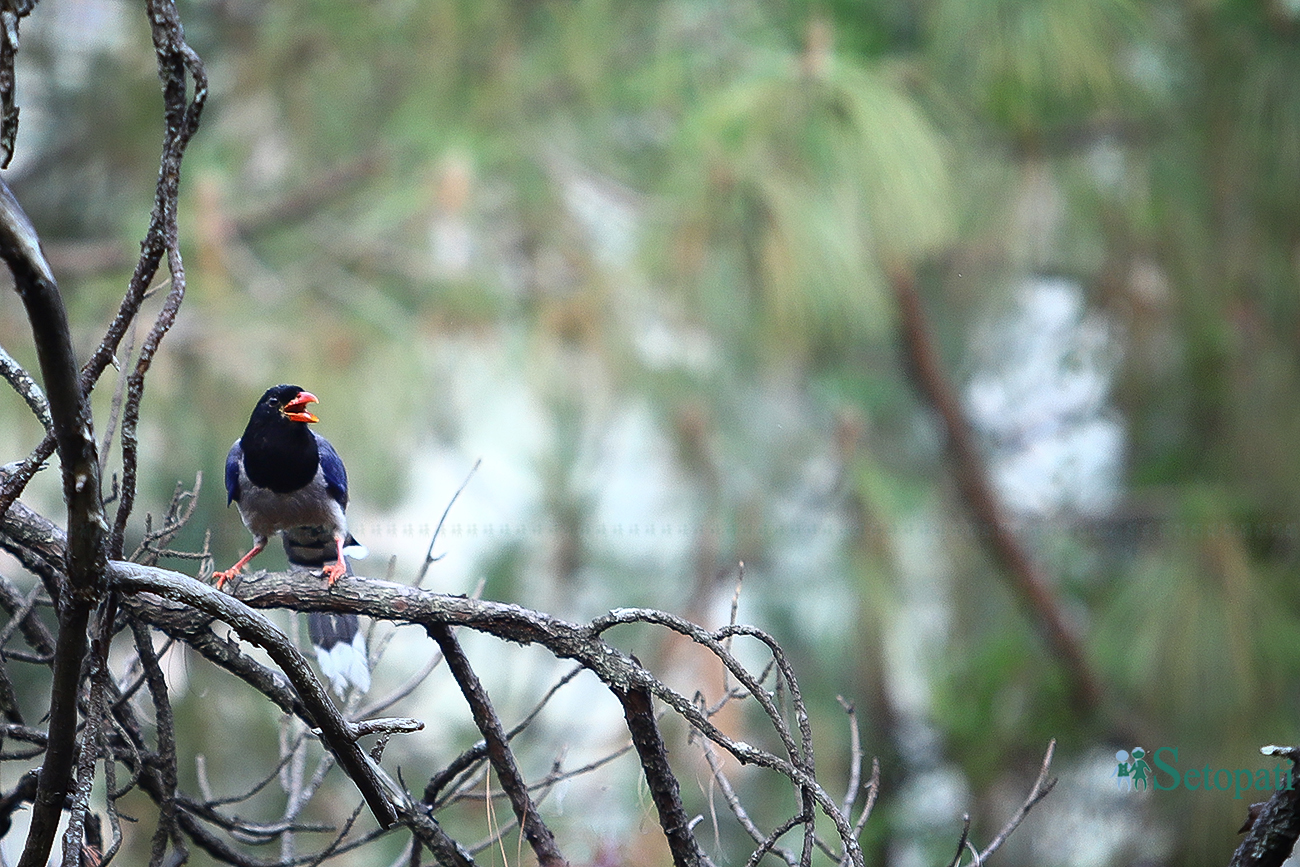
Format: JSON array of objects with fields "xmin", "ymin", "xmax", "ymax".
[
  {"xmin": 321, "ymin": 559, "xmax": 348, "ymax": 586},
  {"xmin": 213, "ymin": 568, "xmax": 240, "ymax": 590}
]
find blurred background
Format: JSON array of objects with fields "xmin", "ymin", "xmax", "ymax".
[{"xmin": 2, "ymin": 0, "xmax": 1300, "ymax": 864}]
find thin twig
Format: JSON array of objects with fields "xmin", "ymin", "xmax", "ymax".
[
  {"xmin": 355, "ymin": 645, "xmax": 445, "ymax": 720},
  {"xmin": 836, "ymin": 696, "xmax": 862, "ymax": 820},
  {"xmin": 850, "ymin": 758, "xmax": 880, "ymax": 843},
  {"xmin": 132, "ymin": 619, "xmax": 183, "ymax": 867},
  {"xmin": 424, "ymin": 664, "xmax": 583, "ymax": 805},
  {"xmin": 111, "ymin": 262, "xmax": 189, "ymax": 558},
  {"xmin": 446, "ymin": 742, "xmax": 636, "ymax": 806},
  {"xmin": 700, "ymin": 741, "xmax": 798, "ymax": 867},
  {"xmin": 416, "ymin": 458, "xmax": 481, "ymax": 586},
  {"xmin": 0, "ymin": 343, "xmax": 50, "ymax": 429},
  {"xmin": 97, "ymin": 324, "xmax": 136, "ymax": 481},
  {"xmin": 946, "ymin": 815, "xmax": 971, "ymax": 867},
  {"xmin": 976, "ymin": 740, "xmax": 1057, "ymax": 863},
  {"xmin": 720, "ymin": 560, "xmax": 744, "ymax": 696}
]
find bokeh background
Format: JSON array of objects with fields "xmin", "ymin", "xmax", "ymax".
[{"xmin": 2, "ymin": 0, "xmax": 1300, "ymax": 864}]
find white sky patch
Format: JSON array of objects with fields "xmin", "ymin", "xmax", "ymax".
[{"xmin": 965, "ymin": 278, "xmax": 1123, "ymax": 519}]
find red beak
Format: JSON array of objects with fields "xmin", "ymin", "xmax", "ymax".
[{"xmin": 283, "ymin": 390, "xmax": 320, "ymax": 424}]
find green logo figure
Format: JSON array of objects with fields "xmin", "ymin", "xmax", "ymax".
[{"xmin": 1130, "ymin": 747, "xmax": 1151, "ymax": 791}]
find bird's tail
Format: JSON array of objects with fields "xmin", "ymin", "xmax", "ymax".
[{"xmin": 282, "ymin": 530, "xmax": 371, "ymax": 696}]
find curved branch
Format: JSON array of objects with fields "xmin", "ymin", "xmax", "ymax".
[
  {"xmin": 3, "ymin": 495, "xmax": 878, "ymax": 865},
  {"xmin": 194, "ymin": 568, "xmax": 867, "ymax": 866},
  {"xmin": 108, "ymin": 0, "xmax": 206, "ymax": 558},
  {"xmin": 0, "ymin": 171, "xmax": 108, "ymax": 867},
  {"xmin": 109, "ymin": 563, "xmax": 399, "ymax": 830},
  {"xmin": 80, "ymin": 0, "xmax": 205, "ymax": 397}
]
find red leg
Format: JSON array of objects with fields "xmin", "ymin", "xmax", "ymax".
[
  {"xmin": 214, "ymin": 538, "xmax": 266, "ymax": 590},
  {"xmin": 321, "ymin": 534, "xmax": 349, "ymax": 585}
]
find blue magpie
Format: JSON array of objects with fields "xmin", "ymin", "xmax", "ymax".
[{"xmin": 215, "ymin": 384, "xmax": 370, "ymax": 695}]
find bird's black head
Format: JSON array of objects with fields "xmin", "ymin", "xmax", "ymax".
[
  {"xmin": 241, "ymin": 385, "xmax": 322, "ymax": 492},
  {"xmin": 249, "ymin": 384, "xmax": 320, "ymax": 427}
]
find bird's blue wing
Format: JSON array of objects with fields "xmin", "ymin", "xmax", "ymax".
[
  {"xmin": 225, "ymin": 440, "xmax": 242, "ymax": 505},
  {"xmin": 314, "ymin": 432, "xmax": 349, "ymax": 509}
]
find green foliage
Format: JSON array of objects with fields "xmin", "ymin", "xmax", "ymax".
[
  {"xmin": 928, "ymin": 0, "xmax": 1139, "ymax": 136},
  {"xmin": 666, "ymin": 47, "xmax": 951, "ymax": 351}
]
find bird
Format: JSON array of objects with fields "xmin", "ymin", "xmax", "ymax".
[{"xmin": 215, "ymin": 384, "xmax": 371, "ymax": 695}]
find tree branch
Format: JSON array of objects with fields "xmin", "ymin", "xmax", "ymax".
[
  {"xmin": 1229, "ymin": 746, "xmax": 1300, "ymax": 867},
  {"xmin": 107, "ymin": 0, "xmax": 205, "ymax": 557},
  {"xmin": 0, "ymin": 170, "xmax": 109, "ymax": 867},
  {"xmin": 893, "ymin": 271, "xmax": 1103, "ymax": 713},
  {"xmin": 428, "ymin": 623, "xmax": 567, "ymax": 867},
  {"xmin": 0, "ymin": 0, "xmax": 37, "ymax": 169},
  {"xmin": 193, "ymin": 568, "xmax": 868, "ymax": 866},
  {"xmin": 109, "ymin": 562, "xmax": 400, "ymax": 830},
  {"xmin": 0, "ymin": 343, "xmax": 50, "ymax": 429},
  {"xmin": 131, "ymin": 619, "xmax": 186, "ymax": 865},
  {"xmin": 977, "ymin": 739, "xmax": 1057, "ymax": 863},
  {"xmin": 614, "ymin": 681, "xmax": 706, "ymax": 867},
  {"xmin": 78, "ymin": 0, "xmax": 205, "ymax": 398}
]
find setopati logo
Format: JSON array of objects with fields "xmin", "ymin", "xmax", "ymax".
[{"xmin": 1115, "ymin": 747, "xmax": 1295, "ymax": 798}]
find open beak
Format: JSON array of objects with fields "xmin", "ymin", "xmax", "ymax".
[{"xmin": 282, "ymin": 390, "xmax": 320, "ymax": 424}]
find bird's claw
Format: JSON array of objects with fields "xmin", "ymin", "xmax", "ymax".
[
  {"xmin": 322, "ymin": 560, "xmax": 347, "ymax": 586},
  {"xmin": 213, "ymin": 568, "xmax": 239, "ymax": 591}
]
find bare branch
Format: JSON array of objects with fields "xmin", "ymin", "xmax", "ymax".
[
  {"xmin": 946, "ymin": 815, "xmax": 971, "ymax": 867},
  {"xmin": 96, "ymin": 324, "xmax": 135, "ymax": 480},
  {"xmin": 742, "ymin": 811, "xmax": 807, "ymax": 867},
  {"xmin": 700, "ymin": 741, "xmax": 798, "ymax": 867},
  {"xmin": 0, "ymin": 4, "xmax": 207, "ymax": 856},
  {"xmin": 0, "ymin": 170, "xmax": 108, "ymax": 867},
  {"xmin": 836, "ymin": 697, "xmax": 861, "ymax": 820},
  {"xmin": 0, "ymin": 343, "xmax": 50, "ymax": 429},
  {"xmin": 616, "ymin": 679, "xmax": 706, "ymax": 867},
  {"xmin": 416, "ymin": 458, "xmax": 480, "ymax": 586},
  {"xmin": 130, "ymin": 474, "xmax": 202, "ymax": 565},
  {"xmin": 78, "ymin": 0, "xmax": 205, "ymax": 400},
  {"xmin": 893, "ymin": 272, "xmax": 1102, "ymax": 713},
  {"xmin": 109, "ymin": 563, "xmax": 399, "ymax": 829},
  {"xmin": 850, "ymin": 758, "xmax": 879, "ymax": 842},
  {"xmin": 110, "ymin": 262, "xmax": 188, "ymax": 558},
  {"xmin": 1230, "ymin": 745, "xmax": 1300, "ymax": 867},
  {"xmin": 428, "ymin": 623, "xmax": 566, "ymax": 867},
  {"xmin": 208, "ymin": 567, "xmax": 866, "ymax": 867},
  {"xmin": 357, "ymin": 647, "xmax": 444, "ymax": 720},
  {"xmin": 424, "ymin": 664, "xmax": 582, "ymax": 806},
  {"xmin": 131, "ymin": 619, "xmax": 185, "ymax": 866},
  {"xmin": 0, "ymin": 440, "xmax": 56, "ymax": 522},
  {"xmin": 349, "ymin": 718, "xmax": 425, "ymax": 738},
  {"xmin": 107, "ymin": 0, "xmax": 205, "ymax": 558},
  {"xmin": 59, "ymin": 604, "xmax": 114, "ymax": 867},
  {"xmin": 0, "ymin": 0, "xmax": 37, "ymax": 169},
  {"xmin": 976, "ymin": 740, "xmax": 1057, "ymax": 863}
]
